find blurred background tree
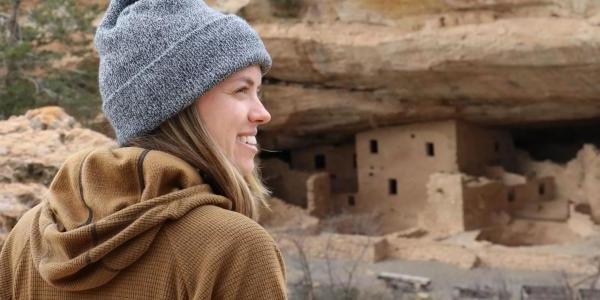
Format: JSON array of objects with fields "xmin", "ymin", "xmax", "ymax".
[{"xmin": 0, "ymin": 0, "xmax": 102, "ymax": 122}]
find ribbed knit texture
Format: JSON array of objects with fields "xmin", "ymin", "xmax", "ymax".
[
  {"xmin": 0, "ymin": 147, "xmax": 287, "ymax": 299},
  {"xmin": 94, "ymin": 0, "xmax": 272, "ymax": 145}
]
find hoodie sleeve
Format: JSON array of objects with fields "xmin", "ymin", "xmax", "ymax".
[
  {"xmin": 0, "ymin": 232, "xmax": 15, "ymax": 300},
  {"xmin": 0, "ymin": 205, "xmax": 40, "ymax": 300},
  {"xmin": 209, "ymin": 224, "xmax": 287, "ymax": 300},
  {"xmin": 166, "ymin": 205, "xmax": 287, "ymax": 300}
]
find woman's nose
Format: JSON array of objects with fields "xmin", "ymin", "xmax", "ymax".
[{"xmin": 249, "ymin": 97, "xmax": 271, "ymax": 125}]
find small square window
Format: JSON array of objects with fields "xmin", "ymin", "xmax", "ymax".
[
  {"xmin": 508, "ymin": 189, "xmax": 515, "ymax": 202},
  {"xmin": 389, "ymin": 179, "xmax": 397, "ymax": 195},
  {"xmin": 426, "ymin": 142, "xmax": 435, "ymax": 157},
  {"xmin": 314, "ymin": 154, "xmax": 326, "ymax": 170},
  {"xmin": 370, "ymin": 140, "xmax": 378, "ymax": 154},
  {"xmin": 539, "ymin": 183, "xmax": 545, "ymax": 195},
  {"xmin": 348, "ymin": 196, "xmax": 355, "ymax": 206}
]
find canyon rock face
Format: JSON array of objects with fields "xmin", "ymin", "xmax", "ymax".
[
  {"xmin": 237, "ymin": 0, "xmax": 600, "ymax": 148},
  {"xmin": 205, "ymin": 0, "xmax": 251, "ymax": 13},
  {"xmin": 0, "ymin": 107, "xmax": 116, "ymax": 184},
  {"xmin": 0, "ymin": 107, "xmax": 115, "ymax": 246}
]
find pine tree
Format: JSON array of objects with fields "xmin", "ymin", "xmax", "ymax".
[{"xmin": 0, "ymin": 0, "xmax": 102, "ymax": 121}]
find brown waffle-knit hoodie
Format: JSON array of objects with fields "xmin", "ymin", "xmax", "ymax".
[{"xmin": 0, "ymin": 147, "xmax": 287, "ymax": 299}]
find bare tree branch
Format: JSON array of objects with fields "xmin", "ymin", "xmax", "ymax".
[
  {"xmin": 23, "ymin": 75, "xmax": 40, "ymax": 94},
  {"xmin": 7, "ymin": 0, "xmax": 21, "ymax": 43},
  {"xmin": 287, "ymin": 235, "xmax": 314, "ymax": 300}
]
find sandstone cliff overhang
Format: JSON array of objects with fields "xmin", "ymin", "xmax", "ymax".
[{"xmin": 248, "ymin": 4, "xmax": 600, "ymax": 148}]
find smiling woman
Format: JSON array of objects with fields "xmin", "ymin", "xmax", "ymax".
[{"xmin": 0, "ymin": 0, "xmax": 287, "ymax": 299}]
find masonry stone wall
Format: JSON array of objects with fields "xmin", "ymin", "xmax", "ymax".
[
  {"xmin": 356, "ymin": 120, "xmax": 459, "ymax": 232},
  {"xmin": 456, "ymin": 121, "xmax": 517, "ymax": 175},
  {"xmin": 261, "ymin": 158, "xmax": 312, "ymax": 207},
  {"xmin": 290, "ymin": 144, "xmax": 358, "ymax": 194}
]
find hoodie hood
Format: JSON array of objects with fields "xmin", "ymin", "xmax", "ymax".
[{"xmin": 30, "ymin": 146, "xmax": 232, "ymax": 291}]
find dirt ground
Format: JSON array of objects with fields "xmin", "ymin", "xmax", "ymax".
[{"xmin": 262, "ymin": 198, "xmax": 600, "ymax": 299}]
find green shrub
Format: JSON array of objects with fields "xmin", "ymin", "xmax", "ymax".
[{"xmin": 0, "ymin": 0, "xmax": 102, "ymax": 122}]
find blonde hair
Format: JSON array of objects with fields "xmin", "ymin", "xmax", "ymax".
[{"xmin": 126, "ymin": 103, "xmax": 269, "ymax": 220}]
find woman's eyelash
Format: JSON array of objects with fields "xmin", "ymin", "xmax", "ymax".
[
  {"xmin": 235, "ymin": 86, "xmax": 262, "ymax": 95},
  {"xmin": 236, "ymin": 87, "xmax": 249, "ymax": 93}
]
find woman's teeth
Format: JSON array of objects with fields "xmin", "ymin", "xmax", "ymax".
[{"xmin": 238, "ymin": 136, "xmax": 257, "ymax": 145}]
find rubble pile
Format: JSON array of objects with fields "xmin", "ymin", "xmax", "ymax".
[
  {"xmin": 273, "ymin": 232, "xmax": 382, "ymax": 262},
  {"xmin": 518, "ymin": 145, "xmax": 600, "ymax": 223},
  {"xmin": 259, "ymin": 197, "xmax": 320, "ymax": 233}
]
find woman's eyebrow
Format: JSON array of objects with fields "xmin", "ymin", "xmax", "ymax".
[{"xmin": 235, "ymin": 76, "xmax": 261, "ymax": 87}]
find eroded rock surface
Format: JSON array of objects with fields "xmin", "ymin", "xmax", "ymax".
[
  {"xmin": 0, "ymin": 107, "xmax": 116, "ymax": 245},
  {"xmin": 236, "ymin": 1, "xmax": 600, "ymax": 147},
  {"xmin": 205, "ymin": 0, "xmax": 250, "ymax": 13},
  {"xmin": 0, "ymin": 183, "xmax": 47, "ymax": 247},
  {"xmin": 0, "ymin": 106, "xmax": 116, "ymax": 184}
]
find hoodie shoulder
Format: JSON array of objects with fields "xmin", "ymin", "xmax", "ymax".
[
  {"xmin": 162, "ymin": 205, "xmax": 286, "ymax": 299},
  {"xmin": 165, "ymin": 204, "xmax": 273, "ymax": 251}
]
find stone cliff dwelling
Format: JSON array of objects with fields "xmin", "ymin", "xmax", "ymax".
[{"xmin": 263, "ymin": 120, "xmax": 566, "ymax": 234}]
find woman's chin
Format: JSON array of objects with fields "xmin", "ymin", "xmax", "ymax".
[{"xmin": 235, "ymin": 159, "xmax": 255, "ymax": 176}]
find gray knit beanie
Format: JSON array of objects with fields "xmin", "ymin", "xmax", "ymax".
[{"xmin": 94, "ymin": 0, "xmax": 272, "ymax": 145}]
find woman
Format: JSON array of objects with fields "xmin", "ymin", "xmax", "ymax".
[{"xmin": 0, "ymin": 0, "xmax": 287, "ymax": 299}]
